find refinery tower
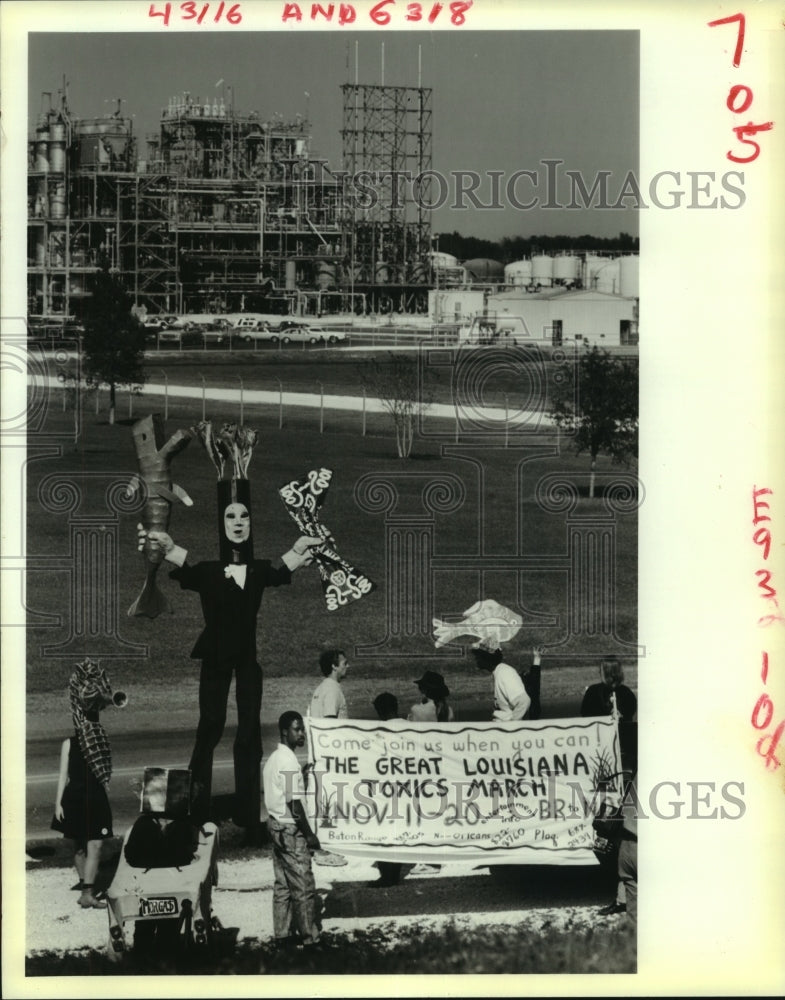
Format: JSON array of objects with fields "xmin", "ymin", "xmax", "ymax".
[{"xmin": 27, "ymin": 76, "xmax": 434, "ymax": 328}]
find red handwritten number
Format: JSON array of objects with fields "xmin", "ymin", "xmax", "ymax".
[
  {"xmin": 181, "ymin": 1, "xmax": 196, "ymax": 18},
  {"xmin": 761, "ymin": 651, "xmax": 769, "ymax": 683},
  {"xmin": 406, "ymin": 2, "xmax": 422, "ymax": 19},
  {"xmin": 197, "ymin": 3, "xmax": 209, "ymax": 22},
  {"xmin": 727, "ymin": 84, "xmax": 753, "ymax": 114},
  {"xmin": 370, "ymin": 0, "xmax": 394, "ymax": 24},
  {"xmin": 752, "ymin": 693, "xmax": 774, "ymax": 730},
  {"xmin": 450, "ymin": 0, "xmax": 472, "ymax": 24},
  {"xmin": 428, "ymin": 2, "xmax": 443, "ymax": 22},
  {"xmin": 728, "ymin": 121, "xmax": 774, "ymax": 163},
  {"xmin": 214, "ymin": 1, "xmax": 225, "ymax": 19},
  {"xmin": 707, "ymin": 12, "xmax": 746, "ymax": 67},
  {"xmin": 149, "ymin": 2, "xmax": 172, "ymax": 24},
  {"xmin": 226, "ymin": 3, "xmax": 241, "ymax": 22},
  {"xmin": 753, "ymin": 527, "xmax": 772, "ymax": 561}
]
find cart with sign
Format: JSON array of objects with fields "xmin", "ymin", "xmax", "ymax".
[{"xmin": 105, "ymin": 820, "xmax": 221, "ymax": 961}]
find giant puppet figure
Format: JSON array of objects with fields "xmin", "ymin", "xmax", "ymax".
[{"xmin": 135, "ymin": 420, "xmax": 322, "ymax": 838}]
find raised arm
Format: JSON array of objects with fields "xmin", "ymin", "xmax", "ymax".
[{"xmin": 53, "ymin": 738, "xmax": 70, "ymax": 820}]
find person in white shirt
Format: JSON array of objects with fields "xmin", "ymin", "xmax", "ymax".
[
  {"xmin": 262, "ymin": 711, "xmax": 321, "ymax": 948},
  {"xmin": 471, "ymin": 642, "xmax": 531, "ymax": 721},
  {"xmin": 309, "ymin": 650, "xmax": 349, "ymax": 719}
]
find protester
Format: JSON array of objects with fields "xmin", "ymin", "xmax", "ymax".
[
  {"xmin": 581, "ymin": 657, "xmax": 637, "ymax": 722},
  {"xmin": 471, "ymin": 642, "xmax": 531, "ymax": 721},
  {"xmin": 370, "ymin": 692, "xmax": 412, "ymax": 887},
  {"xmin": 520, "ymin": 646, "xmax": 544, "ymax": 720},
  {"xmin": 262, "ymin": 711, "xmax": 322, "ymax": 948},
  {"xmin": 584, "ymin": 659, "xmax": 638, "ymax": 918},
  {"xmin": 309, "ymin": 649, "xmax": 350, "ymax": 719},
  {"xmin": 617, "ymin": 782, "xmax": 638, "ymax": 926},
  {"xmin": 372, "ymin": 691, "xmax": 399, "ymax": 721},
  {"xmin": 407, "ymin": 670, "xmax": 454, "ymax": 722},
  {"xmin": 137, "ymin": 519, "xmax": 321, "ymax": 844},
  {"xmin": 51, "ymin": 658, "xmax": 125, "ymax": 909}
]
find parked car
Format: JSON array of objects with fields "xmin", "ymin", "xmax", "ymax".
[
  {"xmin": 142, "ymin": 316, "xmax": 171, "ymax": 332},
  {"xmin": 272, "ymin": 323, "xmax": 327, "ymax": 345},
  {"xmin": 236, "ymin": 321, "xmax": 278, "ymax": 343}
]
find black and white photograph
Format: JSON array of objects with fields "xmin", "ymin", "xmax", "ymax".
[{"xmin": 1, "ymin": 1, "xmax": 783, "ymax": 995}]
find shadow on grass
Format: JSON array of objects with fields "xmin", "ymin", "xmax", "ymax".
[
  {"xmin": 25, "ymin": 919, "xmax": 636, "ymax": 977},
  {"xmin": 321, "ymin": 864, "xmax": 616, "ymax": 922}
]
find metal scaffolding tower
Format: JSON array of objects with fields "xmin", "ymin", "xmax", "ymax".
[{"xmin": 340, "ymin": 83, "xmax": 432, "ymax": 287}]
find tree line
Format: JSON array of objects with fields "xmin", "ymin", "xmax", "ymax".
[{"xmin": 435, "ymin": 232, "xmax": 639, "ymax": 262}]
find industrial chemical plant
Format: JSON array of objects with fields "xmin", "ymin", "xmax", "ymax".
[{"xmin": 27, "ymin": 77, "xmax": 639, "ymax": 346}]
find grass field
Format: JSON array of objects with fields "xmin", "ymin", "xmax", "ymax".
[
  {"xmin": 24, "ymin": 919, "xmax": 636, "ymax": 976},
  {"xmin": 25, "ymin": 348, "xmax": 638, "ymax": 698}
]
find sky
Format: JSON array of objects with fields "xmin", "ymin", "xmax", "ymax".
[{"xmin": 27, "ymin": 30, "xmax": 639, "ymax": 241}]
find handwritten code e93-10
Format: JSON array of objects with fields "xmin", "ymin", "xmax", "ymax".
[{"xmin": 148, "ymin": 2, "xmax": 243, "ymax": 25}]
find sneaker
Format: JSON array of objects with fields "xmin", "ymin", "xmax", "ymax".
[{"xmin": 78, "ymin": 892, "xmax": 107, "ymax": 909}]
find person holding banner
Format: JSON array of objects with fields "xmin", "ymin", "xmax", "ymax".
[{"xmin": 262, "ymin": 711, "xmax": 322, "ymax": 949}]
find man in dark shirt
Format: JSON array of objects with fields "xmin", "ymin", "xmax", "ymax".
[
  {"xmin": 581, "ymin": 657, "xmax": 637, "ymax": 722},
  {"xmin": 137, "ymin": 517, "xmax": 321, "ymax": 840}
]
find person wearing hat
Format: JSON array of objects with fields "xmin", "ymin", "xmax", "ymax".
[
  {"xmin": 408, "ymin": 670, "xmax": 454, "ymax": 723},
  {"xmin": 137, "ymin": 497, "xmax": 322, "ymax": 842},
  {"xmin": 471, "ymin": 639, "xmax": 531, "ymax": 721}
]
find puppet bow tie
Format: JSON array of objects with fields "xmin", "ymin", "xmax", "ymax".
[{"xmin": 224, "ymin": 564, "xmax": 247, "ymax": 589}]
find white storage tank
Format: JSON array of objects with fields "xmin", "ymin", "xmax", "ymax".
[
  {"xmin": 504, "ymin": 260, "xmax": 533, "ymax": 287},
  {"xmin": 429, "ymin": 251, "xmax": 459, "ymax": 269},
  {"xmin": 595, "ymin": 259, "xmax": 620, "ymax": 294},
  {"xmin": 583, "ymin": 254, "xmax": 606, "ymax": 289},
  {"xmin": 619, "ymin": 255, "xmax": 639, "ymax": 297},
  {"xmin": 553, "ymin": 254, "xmax": 580, "ymax": 282},
  {"xmin": 531, "ymin": 254, "xmax": 553, "ymax": 287}
]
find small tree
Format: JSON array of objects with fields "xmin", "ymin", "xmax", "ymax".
[
  {"xmin": 361, "ymin": 353, "xmax": 430, "ymax": 459},
  {"xmin": 549, "ymin": 344, "xmax": 638, "ymax": 498},
  {"xmin": 81, "ymin": 267, "xmax": 147, "ymax": 425}
]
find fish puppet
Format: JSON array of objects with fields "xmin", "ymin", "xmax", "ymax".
[
  {"xmin": 432, "ymin": 599, "xmax": 523, "ymax": 651},
  {"xmin": 278, "ymin": 468, "xmax": 375, "ymax": 611},
  {"xmin": 128, "ymin": 413, "xmax": 193, "ymax": 618}
]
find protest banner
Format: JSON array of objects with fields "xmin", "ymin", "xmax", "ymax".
[{"xmin": 305, "ymin": 717, "xmax": 623, "ymax": 865}]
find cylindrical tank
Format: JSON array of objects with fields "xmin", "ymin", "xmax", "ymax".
[
  {"xmin": 504, "ymin": 260, "xmax": 533, "ymax": 286},
  {"xmin": 429, "ymin": 251, "xmax": 459, "ymax": 269},
  {"xmin": 583, "ymin": 254, "xmax": 607, "ymax": 289},
  {"xmin": 619, "ymin": 255, "xmax": 639, "ymax": 297},
  {"xmin": 35, "ymin": 233, "xmax": 46, "ymax": 266},
  {"xmin": 595, "ymin": 259, "xmax": 620, "ymax": 294},
  {"xmin": 553, "ymin": 254, "xmax": 580, "ymax": 282},
  {"xmin": 285, "ymin": 259, "xmax": 297, "ymax": 290},
  {"xmin": 531, "ymin": 254, "xmax": 553, "ymax": 286},
  {"xmin": 34, "ymin": 130, "xmax": 49, "ymax": 171},
  {"xmin": 50, "ymin": 184, "xmax": 66, "ymax": 220},
  {"xmin": 462, "ymin": 258, "xmax": 504, "ymax": 282},
  {"xmin": 212, "ymin": 202, "xmax": 226, "ymax": 222},
  {"xmin": 49, "ymin": 123, "xmax": 66, "ymax": 172},
  {"xmin": 317, "ymin": 262, "xmax": 336, "ymax": 290}
]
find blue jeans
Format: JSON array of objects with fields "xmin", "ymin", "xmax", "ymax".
[{"xmin": 267, "ymin": 817, "xmax": 320, "ymax": 944}]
